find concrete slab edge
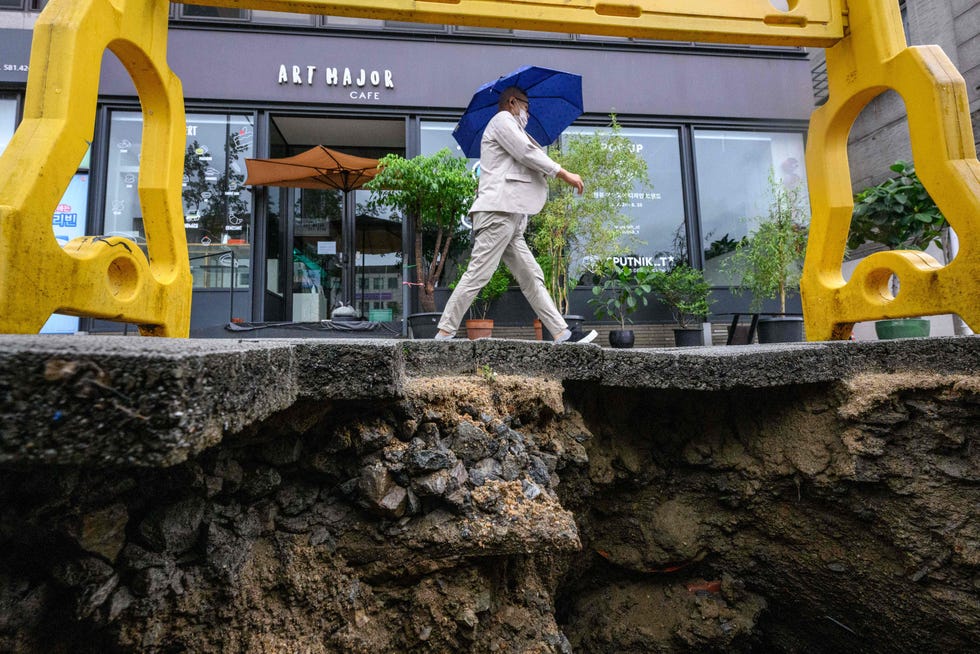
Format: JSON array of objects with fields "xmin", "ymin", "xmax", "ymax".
[{"xmin": 1, "ymin": 334, "xmax": 977, "ymax": 467}]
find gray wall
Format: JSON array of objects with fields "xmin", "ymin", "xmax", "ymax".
[
  {"xmin": 92, "ymin": 28, "xmax": 814, "ymax": 122},
  {"xmin": 841, "ymin": 0, "xmax": 980, "ymax": 190}
]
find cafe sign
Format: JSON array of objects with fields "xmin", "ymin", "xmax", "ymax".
[{"xmin": 277, "ymin": 64, "xmax": 394, "ymax": 101}]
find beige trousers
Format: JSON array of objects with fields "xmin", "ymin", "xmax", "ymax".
[{"xmin": 437, "ymin": 211, "xmax": 567, "ymax": 337}]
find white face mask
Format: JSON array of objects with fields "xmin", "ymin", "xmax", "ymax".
[{"xmin": 517, "ymin": 108, "xmax": 529, "ymax": 129}]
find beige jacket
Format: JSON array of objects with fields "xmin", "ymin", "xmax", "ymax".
[{"xmin": 468, "ymin": 110, "xmax": 561, "ymax": 216}]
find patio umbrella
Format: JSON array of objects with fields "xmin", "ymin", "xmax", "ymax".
[
  {"xmin": 453, "ymin": 65, "xmax": 584, "ymax": 158},
  {"xmin": 244, "ymin": 145, "xmax": 379, "ymax": 193}
]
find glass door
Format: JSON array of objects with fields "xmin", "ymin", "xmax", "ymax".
[
  {"xmin": 290, "ymin": 187, "xmax": 343, "ymax": 322},
  {"xmin": 353, "ymin": 188, "xmax": 402, "ymax": 322}
]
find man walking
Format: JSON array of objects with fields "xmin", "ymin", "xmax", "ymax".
[{"xmin": 436, "ymin": 86, "xmax": 597, "ymax": 344}]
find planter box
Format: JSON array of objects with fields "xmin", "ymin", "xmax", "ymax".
[{"xmin": 875, "ymin": 318, "xmax": 930, "ymax": 339}]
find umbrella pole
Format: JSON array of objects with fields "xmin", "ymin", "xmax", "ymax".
[
  {"xmin": 342, "ymin": 191, "xmax": 357, "ymax": 311},
  {"xmin": 361, "ymin": 230, "xmax": 366, "ymax": 319}
]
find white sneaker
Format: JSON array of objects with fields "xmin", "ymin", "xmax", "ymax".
[
  {"xmin": 434, "ymin": 331, "xmax": 455, "ymax": 341},
  {"xmin": 555, "ymin": 327, "xmax": 598, "ymax": 344}
]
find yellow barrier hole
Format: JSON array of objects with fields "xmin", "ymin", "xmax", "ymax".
[
  {"xmin": 594, "ymin": 3, "xmax": 642, "ymax": 19},
  {"xmin": 764, "ymin": 14, "xmax": 808, "ymax": 27},
  {"xmin": 769, "ymin": 0, "xmax": 800, "ymax": 11},
  {"xmin": 106, "ymin": 256, "xmax": 140, "ymax": 301},
  {"xmin": 863, "ymin": 268, "xmax": 899, "ymax": 304}
]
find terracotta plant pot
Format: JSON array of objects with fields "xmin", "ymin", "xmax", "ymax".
[
  {"xmin": 465, "ymin": 318, "xmax": 494, "ymax": 340},
  {"xmin": 533, "ymin": 318, "xmax": 543, "ymax": 341}
]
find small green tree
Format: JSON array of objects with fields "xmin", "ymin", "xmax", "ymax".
[
  {"xmin": 364, "ymin": 149, "xmax": 477, "ymax": 312},
  {"xmin": 849, "ymin": 160, "xmax": 946, "ymax": 252},
  {"xmin": 531, "ymin": 115, "xmax": 651, "ymax": 315},
  {"xmin": 651, "ymin": 263, "xmax": 713, "ymax": 329},
  {"xmin": 587, "ymin": 262, "xmax": 656, "ymax": 329},
  {"xmin": 724, "ymin": 171, "xmax": 809, "ymax": 312}
]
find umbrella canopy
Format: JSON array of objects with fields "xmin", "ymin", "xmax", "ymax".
[
  {"xmin": 244, "ymin": 145, "xmax": 379, "ymax": 192},
  {"xmin": 453, "ymin": 65, "xmax": 584, "ymax": 158}
]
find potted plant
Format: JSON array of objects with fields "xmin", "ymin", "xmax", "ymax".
[
  {"xmin": 587, "ymin": 262, "xmax": 656, "ymax": 348},
  {"xmin": 531, "ymin": 115, "xmax": 650, "ymax": 321},
  {"xmin": 364, "ymin": 148, "xmax": 477, "ymax": 337},
  {"xmin": 723, "ymin": 171, "xmax": 809, "ymax": 343},
  {"xmin": 449, "ymin": 261, "xmax": 513, "ymax": 339},
  {"xmin": 651, "ymin": 263, "xmax": 713, "ymax": 346},
  {"xmin": 849, "ymin": 160, "xmax": 947, "ymax": 339}
]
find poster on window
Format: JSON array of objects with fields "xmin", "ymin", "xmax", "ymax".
[{"xmin": 41, "ymin": 173, "xmax": 89, "ymax": 334}]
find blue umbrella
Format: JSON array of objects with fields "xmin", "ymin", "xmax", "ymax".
[{"xmin": 453, "ymin": 65, "xmax": 584, "ymax": 158}]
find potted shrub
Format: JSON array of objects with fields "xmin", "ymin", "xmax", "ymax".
[
  {"xmin": 724, "ymin": 171, "xmax": 809, "ymax": 343},
  {"xmin": 531, "ymin": 115, "xmax": 650, "ymax": 320},
  {"xmin": 364, "ymin": 148, "xmax": 477, "ymax": 337},
  {"xmin": 587, "ymin": 262, "xmax": 656, "ymax": 348},
  {"xmin": 849, "ymin": 160, "xmax": 947, "ymax": 339},
  {"xmin": 651, "ymin": 263, "xmax": 713, "ymax": 346},
  {"xmin": 450, "ymin": 261, "xmax": 513, "ymax": 339}
]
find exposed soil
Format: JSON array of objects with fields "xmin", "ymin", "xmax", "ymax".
[
  {"xmin": 559, "ymin": 373, "xmax": 980, "ymax": 653},
  {"xmin": 0, "ymin": 372, "xmax": 977, "ymax": 652}
]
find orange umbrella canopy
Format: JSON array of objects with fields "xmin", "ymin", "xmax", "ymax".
[{"xmin": 244, "ymin": 145, "xmax": 380, "ymax": 192}]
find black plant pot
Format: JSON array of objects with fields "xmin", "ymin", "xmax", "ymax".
[
  {"xmin": 756, "ymin": 316, "xmax": 805, "ymax": 343},
  {"xmin": 673, "ymin": 328, "xmax": 704, "ymax": 347},
  {"xmin": 407, "ymin": 312, "xmax": 442, "ymax": 339},
  {"xmin": 608, "ymin": 329, "xmax": 635, "ymax": 349}
]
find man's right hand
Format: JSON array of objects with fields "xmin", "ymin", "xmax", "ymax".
[{"xmin": 557, "ymin": 168, "xmax": 584, "ymax": 195}]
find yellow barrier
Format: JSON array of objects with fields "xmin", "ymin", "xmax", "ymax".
[
  {"xmin": 190, "ymin": 0, "xmax": 846, "ymax": 46},
  {"xmin": 0, "ymin": 0, "xmax": 976, "ymax": 338},
  {"xmin": 0, "ymin": 0, "xmax": 190, "ymax": 336},
  {"xmin": 801, "ymin": 0, "xmax": 980, "ymax": 339}
]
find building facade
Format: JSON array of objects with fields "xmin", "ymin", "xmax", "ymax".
[{"xmin": 1, "ymin": 3, "xmax": 817, "ymax": 336}]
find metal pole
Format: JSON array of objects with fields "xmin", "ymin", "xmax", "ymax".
[{"xmin": 230, "ymin": 249, "xmax": 236, "ymax": 323}]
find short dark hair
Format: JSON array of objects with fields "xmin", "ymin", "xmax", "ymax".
[{"xmin": 498, "ymin": 86, "xmax": 528, "ymax": 110}]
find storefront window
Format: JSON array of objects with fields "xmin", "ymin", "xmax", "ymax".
[
  {"xmin": 251, "ymin": 10, "xmax": 317, "ymax": 26},
  {"xmin": 564, "ymin": 125, "xmax": 686, "ymax": 271},
  {"xmin": 325, "ymin": 16, "xmax": 383, "ymax": 29},
  {"xmin": 0, "ymin": 97, "xmax": 16, "ymax": 153},
  {"xmin": 43, "ymin": 172, "xmax": 89, "ymax": 333},
  {"xmin": 179, "ymin": 4, "xmax": 246, "ymax": 20},
  {"xmin": 420, "ymin": 121, "xmax": 475, "ymax": 162},
  {"xmin": 103, "ymin": 111, "xmax": 255, "ymax": 289},
  {"xmin": 422, "ymin": 121, "xmax": 685, "ymax": 276},
  {"xmin": 694, "ymin": 129, "xmax": 807, "ymax": 285},
  {"xmin": 2, "ymin": 95, "xmax": 90, "ymax": 333}
]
